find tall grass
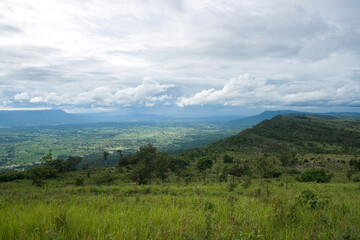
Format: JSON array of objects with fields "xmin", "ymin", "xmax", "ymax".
[{"xmin": 1, "ymin": 179, "xmax": 359, "ymax": 239}]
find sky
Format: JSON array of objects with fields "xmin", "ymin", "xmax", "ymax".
[{"xmin": 0, "ymin": 0, "xmax": 359, "ymax": 116}]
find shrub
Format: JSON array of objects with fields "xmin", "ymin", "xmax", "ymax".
[
  {"xmin": 74, "ymin": 177, "xmax": 84, "ymax": 186},
  {"xmin": 295, "ymin": 189, "xmax": 329, "ymax": 209},
  {"xmin": 353, "ymin": 176, "xmax": 360, "ymax": 182},
  {"xmin": 264, "ymin": 168, "xmax": 283, "ymax": 178},
  {"xmin": 32, "ymin": 178, "xmax": 45, "ymax": 187},
  {"xmin": 0, "ymin": 171, "xmax": 24, "ymax": 182},
  {"xmin": 203, "ymin": 200, "xmax": 215, "ymax": 211},
  {"xmin": 349, "ymin": 158, "xmax": 360, "ymax": 170},
  {"xmin": 219, "ymin": 166, "xmax": 228, "ymax": 183},
  {"xmin": 296, "ymin": 168, "xmax": 333, "ymax": 183},
  {"xmin": 223, "ymin": 155, "xmax": 233, "ymax": 163},
  {"xmin": 288, "ymin": 169, "xmax": 301, "ymax": 175},
  {"xmin": 94, "ymin": 172, "xmax": 114, "ymax": 185},
  {"xmin": 228, "ymin": 182, "xmax": 236, "ymax": 192},
  {"xmin": 25, "ymin": 165, "xmax": 58, "ymax": 187},
  {"xmin": 242, "ymin": 176, "xmax": 252, "ymax": 189}
]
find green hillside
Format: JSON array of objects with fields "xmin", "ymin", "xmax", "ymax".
[{"xmin": 203, "ymin": 115, "xmax": 360, "ymax": 154}]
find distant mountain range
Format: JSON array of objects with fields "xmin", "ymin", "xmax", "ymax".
[
  {"xmin": 0, "ymin": 110, "xmax": 83, "ymax": 127},
  {"xmin": 0, "ymin": 109, "xmax": 360, "ymax": 127},
  {"xmin": 0, "ymin": 110, "xmax": 173, "ymax": 127}
]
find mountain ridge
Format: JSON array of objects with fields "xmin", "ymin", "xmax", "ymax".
[{"xmin": 201, "ymin": 114, "xmax": 360, "ymax": 155}]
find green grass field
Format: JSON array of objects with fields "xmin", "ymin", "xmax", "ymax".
[{"xmin": 1, "ymin": 174, "xmax": 359, "ymax": 240}]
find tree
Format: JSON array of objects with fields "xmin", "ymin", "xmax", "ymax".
[
  {"xmin": 276, "ymin": 150, "xmax": 293, "ymax": 189},
  {"xmin": 169, "ymin": 156, "xmax": 189, "ymax": 177},
  {"xmin": 154, "ymin": 153, "xmax": 169, "ymax": 183},
  {"xmin": 43, "ymin": 149, "xmax": 53, "ymax": 163},
  {"xmin": 346, "ymin": 169, "xmax": 353, "ymax": 182},
  {"xmin": 256, "ymin": 154, "xmax": 271, "ymax": 186},
  {"xmin": 223, "ymin": 154, "xmax": 234, "ymax": 163},
  {"xmin": 229, "ymin": 162, "xmax": 250, "ymax": 184},
  {"xmin": 43, "ymin": 156, "xmax": 81, "ymax": 173},
  {"xmin": 219, "ymin": 166, "xmax": 229, "ymax": 183},
  {"xmin": 0, "ymin": 171, "xmax": 24, "ymax": 182},
  {"xmin": 196, "ymin": 156, "xmax": 213, "ymax": 184},
  {"xmin": 64, "ymin": 156, "xmax": 82, "ymax": 171},
  {"xmin": 117, "ymin": 150, "xmax": 123, "ymax": 167},
  {"xmin": 212, "ymin": 160, "xmax": 223, "ymax": 182},
  {"xmin": 26, "ymin": 165, "xmax": 57, "ymax": 188},
  {"xmin": 133, "ymin": 144, "xmax": 157, "ymax": 184},
  {"xmin": 131, "ymin": 162, "xmax": 149, "ymax": 184},
  {"xmin": 131, "ymin": 145, "xmax": 166, "ymax": 185},
  {"xmin": 349, "ymin": 155, "xmax": 360, "ymax": 171},
  {"xmin": 46, "ymin": 158, "xmax": 66, "ymax": 172},
  {"xmin": 103, "ymin": 151, "xmax": 109, "ymax": 168},
  {"xmin": 295, "ymin": 168, "xmax": 333, "ymax": 183}
]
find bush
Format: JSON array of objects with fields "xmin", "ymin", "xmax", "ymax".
[
  {"xmin": 218, "ymin": 171, "xmax": 228, "ymax": 183},
  {"xmin": 94, "ymin": 172, "xmax": 114, "ymax": 185},
  {"xmin": 296, "ymin": 168, "xmax": 333, "ymax": 183},
  {"xmin": 0, "ymin": 171, "xmax": 24, "ymax": 182},
  {"xmin": 33, "ymin": 179, "xmax": 45, "ymax": 187},
  {"xmin": 242, "ymin": 176, "xmax": 252, "ymax": 189},
  {"xmin": 223, "ymin": 154, "xmax": 233, "ymax": 163},
  {"xmin": 74, "ymin": 177, "xmax": 84, "ymax": 186},
  {"xmin": 295, "ymin": 189, "xmax": 329, "ymax": 209},
  {"xmin": 264, "ymin": 168, "xmax": 283, "ymax": 178},
  {"xmin": 288, "ymin": 169, "xmax": 301, "ymax": 175},
  {"xmin": 228, "ymin": 182, "xmax": 236, "ymax": 192},
  {"xmin": 25, "ymin": 165, "xmax": 58, "ymax": 187},
  {"xmin": 353, "ymin": 176, "xmax": 360, "ymax": 182}
]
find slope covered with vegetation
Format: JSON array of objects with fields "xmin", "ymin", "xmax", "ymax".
[{"xmin": 203, "ymin": 115, "xmax": 360, "ymax": 155}]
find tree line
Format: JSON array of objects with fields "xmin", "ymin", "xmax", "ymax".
[{"xmin": 2, "ymin": 144, "xmax": 359, "ymax": 187}]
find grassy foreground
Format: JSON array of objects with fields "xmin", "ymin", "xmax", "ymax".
[{"xmin": 1, "ymin": 178, "xmax": 359, "ymax": 240}]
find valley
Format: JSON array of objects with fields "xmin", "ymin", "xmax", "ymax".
[{"xmin": 0, "ymin": 121, "xmax": 243, "ymax": 170}]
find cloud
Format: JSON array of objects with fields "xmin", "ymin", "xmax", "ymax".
[
  {"xmin": 177, "ymin": 75, "xmax": 271, "ymax": 107},
  {"xmin": 70, "ymin": 78, "xmax": 174, "ymax": 106},
  {"xmin": 0, "ymin": 24, "xmax": 22, "ymax": 35},
  {"xmin": 13, "ymin": 92, "xmax": 29, "ymax": 101},
  {"xmin": 1, "ymin": 0, "xmax": 359, "ymax": 112},
  {"xmin": 12, "ymin": 78, "xmax": 174, "ymax": 107},
  {"xmin": 29, "ymin": 96, "xmax": 44, "ymax": 103},
  {"xmin": 177, "ymin": 74, "xmax": 360, "ymax": 108},
  {"xmin": 111, "ymin": 78, "xmax": 174, "ymax": 106}
]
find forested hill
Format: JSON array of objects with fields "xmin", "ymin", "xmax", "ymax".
[{"xmin": 201, "ymin": 115, "xmax": 360, "ymax": 154}]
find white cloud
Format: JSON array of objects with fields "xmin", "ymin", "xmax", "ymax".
[
  {"xmin": 74, "ymin": 86, "xmax": 113, "ymax": 105},
  {"xmin": 29, "ymin": 96, "xmax": 44, "ymax": 103},
  {"xmin": 177, "ymin": 75, "xmax": 268, "ymax": 107},
  {"xmin": 63, "ymin": 106, "xmax": 112, "ymax": 114},
  {"xmin": 177, "ymin": 74, "xmax": 360, "ymax": 108},
  {"xmin": 13, "ymin": 92, "xmax": 29, "ymax": 101},
  {"xmin": 15, "ymin": 78, "xmax": 174, "ymax": 107},
  {"xmin": 112, "ymin": 78, "xmax": 174, "ymax": 106}
]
